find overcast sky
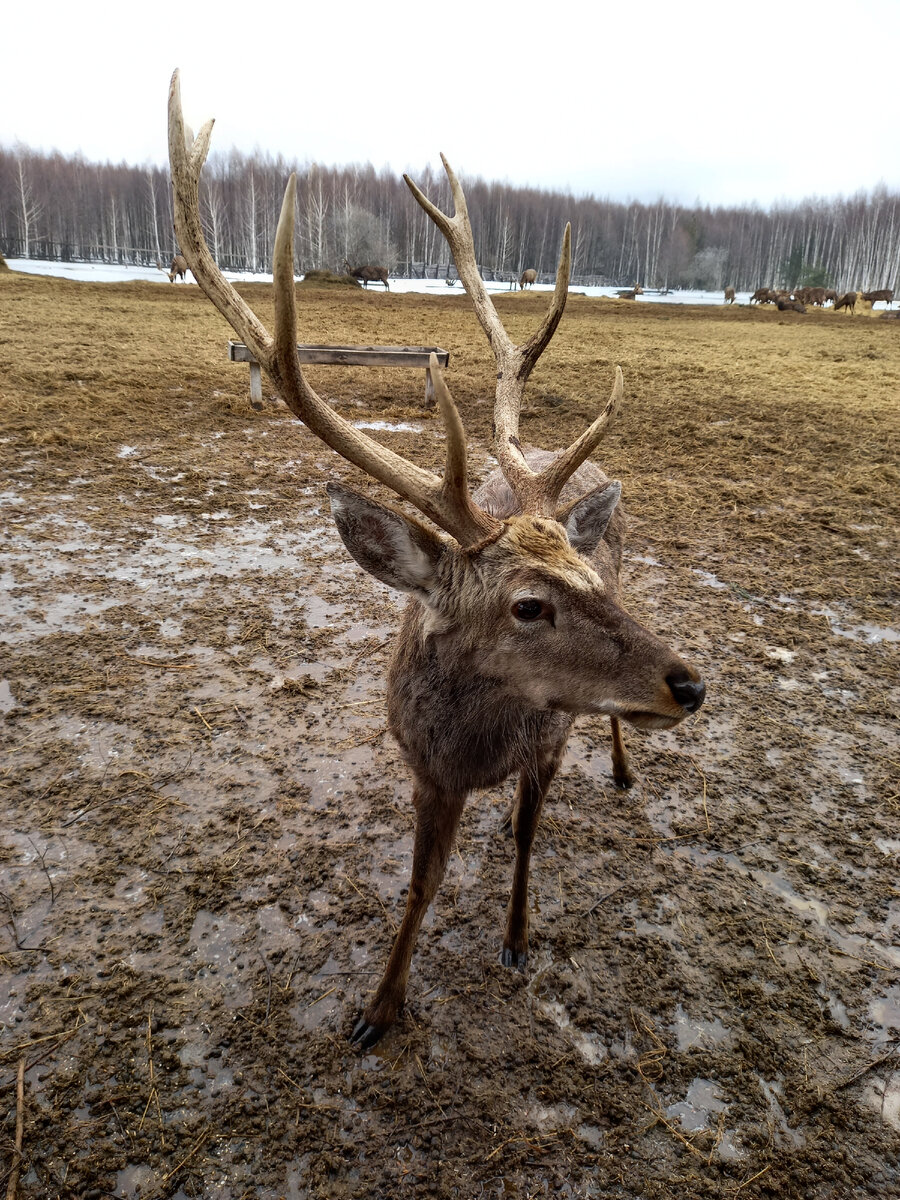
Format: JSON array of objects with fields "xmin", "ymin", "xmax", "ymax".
[{"xmin": 4, "ymin": 0, "xmax": 898, "ymax": 209}]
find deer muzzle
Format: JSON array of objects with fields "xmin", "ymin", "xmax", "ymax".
[{"xmin": 666, "ymin": 670, "xmax": 706, "ymax": 714}]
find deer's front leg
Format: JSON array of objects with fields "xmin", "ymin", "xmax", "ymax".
[
  {"xmin": 350, "ymin": 781, "xmax": 465, "ymax": 1051},
  {"xmin": 609, "ymin": 715, "xmax": 635, "ymax": 789},
  {"xmin": 502, "ymin": 740, "xmax": 567, "ymax": 971}
]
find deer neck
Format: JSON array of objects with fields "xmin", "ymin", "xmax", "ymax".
[{"xmin": 387, "ymin": 601, "xmax": 572, "ymax": 791}]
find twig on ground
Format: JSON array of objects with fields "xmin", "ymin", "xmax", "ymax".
[
  {"xmin": 5, "ymin": 1058, "xmax": 25, "ymax": 1200},
  {"xmin": 731, "ymin": 1164, "xmax": 772, "ymax": 1192},
  {"xmin": 834, "ymin": 1040, "xmax": 900, "ymax": 1090},
  {"xmin": 192, "ymin": 706, "xmax": 214, "ymax": 731}
]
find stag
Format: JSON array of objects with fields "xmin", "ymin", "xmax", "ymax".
[
  {"xmin": 863, "ymin": 288, "xmax": 894, "ymax": 307},
  {"xmin": 168, "ymin": 71, "xmax": 707, "ymax": 1049},
  {"xmin": 168, "ymin": 254, "xmax": 189, "ymax": 282},
  {"xmin": 519, "ymin": 268, "xmax": 537, "ymax": 289},
  {"xmin": 343, "ymin": 260, "xmax": 390, "ymax": 289}
]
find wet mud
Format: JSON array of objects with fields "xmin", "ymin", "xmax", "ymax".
[{"xmin": 1, "ymin": 272, "xmax": 899, "ymax": 1197}]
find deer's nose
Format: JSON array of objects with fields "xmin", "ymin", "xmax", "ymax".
[{"xmin": 666, "ymin": 671, "xmax": 706, "ymax": 714}]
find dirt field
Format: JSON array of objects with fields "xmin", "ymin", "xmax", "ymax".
[{"xmin": 1, "ymin": 271, "xmax": 898, "ymax": 1199}]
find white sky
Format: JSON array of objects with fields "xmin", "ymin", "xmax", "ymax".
[{"xmin": 4, "ymin": 0, "xmax": 899, "ymax": 208}]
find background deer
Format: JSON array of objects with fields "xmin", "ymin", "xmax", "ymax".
[
  {"xmin": 343, "ymin": 259, "xmax": 390, "ymax": 289},
  {"xmin": 168, "ymin": 253, "xmax": 188, "ymax": 282},
  {"xmin": 863, "ymin": 288, "xmax": 893, "ymax": 307},
  {"xmin": 168, "ymin": 71, "xmax": 707, "ymax": 1050},
  {"xmin": 519, "ymin": 268, "xmax": 537, "ymax": 289},
  {"xmin": 724, "ymin": 286, "xmax": 736, "ymax": 304},
  {"xmin": 834, "ymin": 290, "xmax": 859, "ymax": 313}
]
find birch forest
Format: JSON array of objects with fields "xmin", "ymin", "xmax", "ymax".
[{"xmin": 1, "ymin": 144, "xmax": 898, "ymax": 292}]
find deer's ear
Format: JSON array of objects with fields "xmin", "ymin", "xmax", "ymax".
[
  {"xmin": 326, "ymin": 483, "xmax": 445, "ymax": 598},
  {"xmin": 560, "ymin": 481, "xmax": 622, "ymax": 555}
]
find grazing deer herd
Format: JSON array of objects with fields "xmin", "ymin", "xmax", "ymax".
[
  {"xmin": 167, "ymin": 72, "xmax": 708, "ymax": 1046},
  {"xmin": 748, "ymin": 284, "xmax": 892, "ymax": 312}
]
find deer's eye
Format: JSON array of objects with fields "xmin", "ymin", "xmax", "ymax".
[{"xmin": 513, "ymin": 598, "xmax": 548, "ymax": 622}]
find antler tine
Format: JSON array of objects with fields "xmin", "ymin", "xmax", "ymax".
[
  {"xmin": 501, "ymin": 356, "xmax": 623, "ymax": 519},
  {"xmin": 429, "ymin": 354, "xmax": 474, "ymax": 506},
  {"xmin": 404, "ymin": 159, "xmax": 515, "ymax": 365},
  {"xmin": 405, "ymin": 156, "xmax": 569, "ymax": 390},
  {"xmin": 534, "ymin": 368, "xmax": 624, "ymax": 511},
  {"xmin": 406, "ymin": 162, "xmax": 588, "ymax": 516},
  {"xmin": 269, "ymin": 180, "xmax": 493, "ymax": 541},
  {"xmin": 519, "ymin": 223, "xmax": 571, "ymax": 375},
  {"xmin": 490, "ymin": 223, "xmax": 574, "ymax": 510},
  {"xmin": 168, "ymin": 71, "xmax": 273, "ymax": 367},
  {"xmin": 407, "ymin": 156, "xmax": 625, "ymax": 519},
  {"xmin": 169, "ymin": 72, "xmax": 495, "ymax": 546}
]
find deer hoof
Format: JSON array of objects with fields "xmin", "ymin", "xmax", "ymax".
[
  {"xmin": 613, "ymin": 769, "xmax": 635, "ymax": 790},
  {"xmin": 501, "ymin": 946, "xmax": 528, "ymax": 972},
  {"xmin": 349, "ymin": 1014, "xmax": 390, "ymax": 1052}
]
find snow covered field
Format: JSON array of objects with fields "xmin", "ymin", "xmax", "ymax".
[{"xmin": 5, "ymin": 258, "xmax": 746, "ymax": 305}]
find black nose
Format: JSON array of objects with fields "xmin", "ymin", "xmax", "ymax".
[{"xmin": 666, "ymin": 672, "xmax": 706, "ymax": 714}]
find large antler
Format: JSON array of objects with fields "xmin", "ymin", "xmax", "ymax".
[
  {"xmin": 167, "ymin": 70, "xmax": 497, "ymax": 547},
  {"xmin": 404, "ymin": 159, "xmax": 623, "ymax": 517}
]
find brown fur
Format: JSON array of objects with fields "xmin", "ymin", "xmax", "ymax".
[
  {"xmin": 343, "ymin": 452, "xmax": 704, "ymax": 1046},
  {"xmin": 863, "ymin": 288, "xmax": 893, "ymax": 307},
  {"xmin": 834, "ymin": 291, "xmax": 859, "ymax": 313},
  {"xmin": 343, "ymin": 260, "xmax": 389, "ymax": 289},
  {"xmin": 724, "ymin": 286, "xmax": 736, "ymax": 303},
  {"xmin": 519, "ymin": 268, "xmax": 537, "ymax": 289},
  {"xmin": 168, "ymin": 254, "xmax": 188, "ymax": 283}
]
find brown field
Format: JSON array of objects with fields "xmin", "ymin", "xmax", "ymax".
[{"xmin": 1, "ymin": 271, "xmax": 899, "ymax": 1199}]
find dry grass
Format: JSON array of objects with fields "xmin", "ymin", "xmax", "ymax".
[{"xmin": 2, "ymin": 270, "xmax": 896, "ymax": 610}]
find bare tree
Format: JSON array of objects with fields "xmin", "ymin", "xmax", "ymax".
[
  {"xmin": 340, "ymin": 202, "xmax": 395, "ymax": 269},
  {"xmin": 2, "ymin": 139, "xmax": 900, "ymax": 292},
  {"xmin": 303, "ymin": 165, "xmax": 329, "ymax": 269},
  {"xmin": 15, "ymin": 155, "xmax": 42, "ymax": 258},
  {"xmin": 201, "ymin": 174, "xmax": 225, "ymax": 264},
  {"xmin": 146, "ymin": 168, "xmax": 163, "ymax": 264}
]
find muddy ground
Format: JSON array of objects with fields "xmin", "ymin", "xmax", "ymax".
[{"xmin": 1, "ymin": 271, "xmax": 898, "ymax": 1199}]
